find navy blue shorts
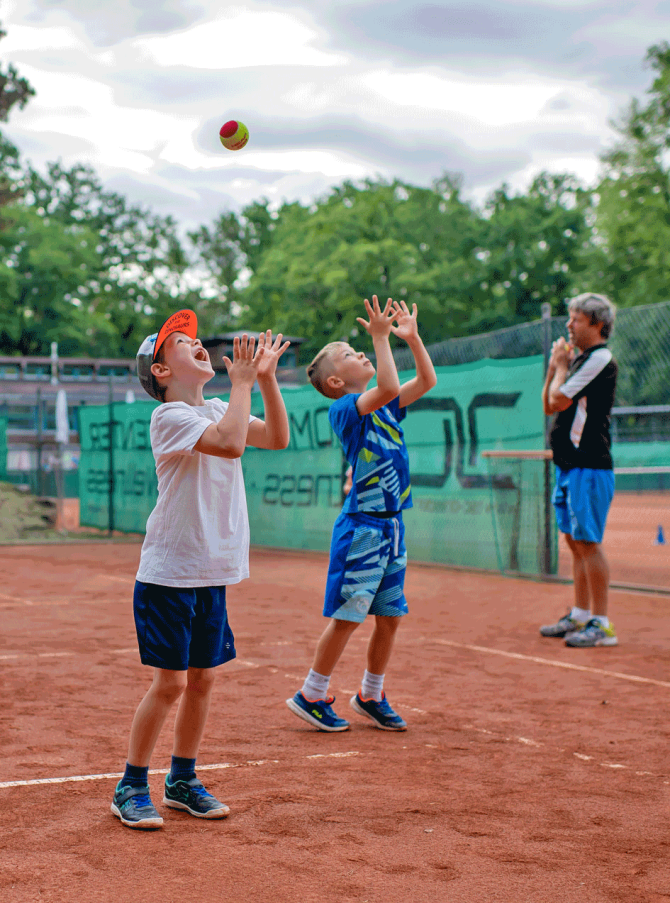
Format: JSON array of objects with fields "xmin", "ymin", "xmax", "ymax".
[
  {"xmin": 323, "ymin": 511, "xmax": 408, "ymax": 622},
  {"xmin": 133, "ymin": 582, "xmax": 236, "ymax": 671}
]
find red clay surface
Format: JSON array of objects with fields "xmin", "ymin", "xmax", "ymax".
[
  {"xmin": 1, "ymin": 542, "xmax": 670, "ymax": 903},
  {"xmin": 559, "ymin": 491, "xmax": 670, "ymax": 590}
]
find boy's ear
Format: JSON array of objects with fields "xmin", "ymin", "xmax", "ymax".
[
  {"xmin": 325, "ymin": 374, "xmax": 344, "ymax": 390},
  {"xmin": 150, "ymin": 360, "xmax": 170, "ymax": 380}
]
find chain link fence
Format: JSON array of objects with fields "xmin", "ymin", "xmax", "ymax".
[{"xmin": 392, "ymin": 300, "xmax": 670, "ymax": 408}]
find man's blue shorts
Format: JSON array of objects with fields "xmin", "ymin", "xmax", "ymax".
[
  {"xmin": 133, "ymin": 582, "xmax": 236, "ymax": 671},
  {"xmin": 552, "ymin": 466, "xmax": 615, "ymax": 544},
  {"xmin": 323, "ymin": 511, "xmax": 408, "ymax": 623}
]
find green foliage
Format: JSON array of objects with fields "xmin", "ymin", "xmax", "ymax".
[
  {"xmin": 479, "ymin": 173, "xmax": 596, "ymax": 328},
  {"xmin": 0, "ymin": 25, "xmax": 35, "ymax": 124},
  {"xmin": 0, "ymin": 13, "xmax": 669, "ymax": 396},
  {"xmin": 21, "ymin": 161, "xmax": 195, "ymax": 355},
  {"xmin": 0, "ymin": 204, "xmax": 113, "ymax": 355},
  {"xmin": 207, "ymin": 176, "xmax": 485, "ymax": 357},
  {"xmin": 198, "ymin": 173, "xmax": 596, "ymax": 359},
  {"xmin": 592, "ymin": 42, "xmax": 670, "ymax": 307}
]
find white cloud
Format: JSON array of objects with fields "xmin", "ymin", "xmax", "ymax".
[
  {"xmin": 133, "ymin": 7, "xmax": 346, "ymax": 70},
  {"xmin": 360, "ymin": 68, "xmax": 608, "ymax": 130},
  {"xmin": 0, "ymin": 23, "xmax": 80, "ymax": 53},
  {"xmin": 10, "ymin": 61, "xmax": 206, "ymax": 178}
]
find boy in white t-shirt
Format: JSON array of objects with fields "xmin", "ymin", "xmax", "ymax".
[{"xmin": 111, "ymin": 309, "xmax": 290, "ymax": 830}]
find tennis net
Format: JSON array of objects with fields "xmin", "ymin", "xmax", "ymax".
[
  {"xmin": 481, "ymin": 450, "xmax": 556, "ymax": 578},
  {"xmin": 482, "ymin": 453, "xmax": 670, "ymax": 591}
]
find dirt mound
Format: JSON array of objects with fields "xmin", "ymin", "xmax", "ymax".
[{"xmin": 0, "ymin": 482, "xmax": 56, "ymax": 541}]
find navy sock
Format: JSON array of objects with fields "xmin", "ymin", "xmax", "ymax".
[
  {"xmin": 169, "ymin": 755, "xmax": 197, "ymax": 783},
  {"xmin": 120, "ymin": 762, "xmax": 149, "ymax": 788}
]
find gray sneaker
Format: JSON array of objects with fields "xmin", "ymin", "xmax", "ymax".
[
  {"xmin": 163, "ymin": 776, "xmax": 230, "ymax": 819},
  {"xmin": 565, "ymin": 619, "xmax": 618, "ymax": 647},
  {"xmin": 539, "ymin": 613, "xmax": 586, "ymax": 638},
  {"xmin": 111, "ymin": 782, "xmax": 163, "ymax": 829}
]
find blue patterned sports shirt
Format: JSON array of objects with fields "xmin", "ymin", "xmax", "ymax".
[{"xmin": 328, "ymin": 394, "xmax": 412, "ymax": 514}]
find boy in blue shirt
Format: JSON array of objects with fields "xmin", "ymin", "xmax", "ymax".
[{"xmin": 286, "ymin": 296, "xmax": 436, "ymax": 731}]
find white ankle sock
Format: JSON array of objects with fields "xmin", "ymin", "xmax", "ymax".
[
  {"xmin": 571, "ymin": 606, "xmax": 591, "ymax": 623},
  {"xmin": 361, "ymin": 670, "xmax": 384, "ymax": 702},
  {"xmin": 302, "ymin": 669, "xmax": 330, "ymax": 701},
  {"xmin": 591, "ymin": 615, "xmax": 610, "ymax": 628}
]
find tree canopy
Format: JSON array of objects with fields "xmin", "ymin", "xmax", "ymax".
[{"xmin": 1, "ymin": 25, "xmax": 670, "ymax": 366}]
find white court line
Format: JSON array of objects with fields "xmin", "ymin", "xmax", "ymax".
[
  {"xmin": 0, "ymin": 753, "xmax": 350, "ymax": 790},
  {"xmin": 468, "ymin": 726, "xmax": 668, "ymax": 780},
  {"xmin": 1, "ymin": 648, "xmax": 137, "ymax": 662},
  {"xmin": 428, "ymin": 638, "xmax": 670, "ymax": 689},
  {"xmin": 307, "ymin": 751, "xmax": 361, "ymax": 760}
]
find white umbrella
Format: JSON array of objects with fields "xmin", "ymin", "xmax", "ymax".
[{"xmin": 55, "ymin": 389, "xmax": 69, "ymax": 444}]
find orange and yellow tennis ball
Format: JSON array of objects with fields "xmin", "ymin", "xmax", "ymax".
[{"xmin": 219, "ymin": 120, "xmax": 249, "ymax": 151}]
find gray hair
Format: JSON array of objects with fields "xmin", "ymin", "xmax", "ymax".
[{"xmin": 567, "ymin": 292, "xmax": 616, "ymax": 340}]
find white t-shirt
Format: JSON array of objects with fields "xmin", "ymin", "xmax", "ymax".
[{"xmin": 136, "ymin": 398, "xmax": 257, "ymax": 588}]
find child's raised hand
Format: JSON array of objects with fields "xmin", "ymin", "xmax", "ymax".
[
  {"xmin": 255, "ymin": 329, "xmax": 291, "ymax": 380},
  {"xmin": 389, "ymin": 300, "xmax": 419, "ymax": 342},
  {"xmin": 222, "ymin": 334, "xmax": 265, "ymax": 387},
  {"xmin": 356, "ymin": 295, "xmax": 397, "ymax": 339}
]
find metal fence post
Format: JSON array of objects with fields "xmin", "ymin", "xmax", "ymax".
[
  {"xmin": 36, "ymin": 388, "xmax": 43, "ymax": 497},
  {"xmin": 108, "ymin": 374, "xmax": 115, "ymax": 536},
  {"xmin": 541, "ymin": 303, "xmax": 553, "ymax": 575}
]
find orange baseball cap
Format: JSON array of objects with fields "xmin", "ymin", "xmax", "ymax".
[
  {"xmin": 136, "ymin": 309, "xmax": 198, "ymax": 399},
  {"xmin": 154, "ymin": 309, "xmax": 198, "ymax": 357}
]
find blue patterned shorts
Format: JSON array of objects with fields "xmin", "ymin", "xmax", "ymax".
[{"xmin": 323, "ymin": 511, "xmax": 408, "ymax": 622}]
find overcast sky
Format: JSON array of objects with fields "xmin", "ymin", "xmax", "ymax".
[{"xmin": 1, "ymin": 1, "xmax": 667, "ymax": 231}]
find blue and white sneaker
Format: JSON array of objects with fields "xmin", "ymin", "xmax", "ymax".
[
  {"xmin": 111, "ymin": 782, "xmax": 163, "ymax": 829},
  {"xmin": 163, "ymin": 776, "xmax": 230, "ymax": 818},
  {"xmin": 565, "ymin": 618, "xmax": 618, "ymax": 647},
  {"xmin": 285, "ymin": 691, "xmax": 350, "ymax": 731},
  {"xmin": 350, "ymin": 692, "xmax": 407, "ymax": 731}
]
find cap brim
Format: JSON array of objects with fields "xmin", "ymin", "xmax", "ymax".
[{"xmin": 154, "ymin": 309, "xmax": 198, "ymax": 359}]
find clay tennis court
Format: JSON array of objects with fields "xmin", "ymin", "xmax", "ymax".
[
  {"xmin": 589, "ymin": 491, "xmax": 670, "ymax": 590},
  {"xmin": 1, "ymin": 541, "xmax": 670, "ymax": 903}
]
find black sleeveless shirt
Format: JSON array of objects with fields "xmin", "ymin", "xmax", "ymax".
[{"xmin": 549, "ymin": 344, "xmax": 617, "ymax": 471}]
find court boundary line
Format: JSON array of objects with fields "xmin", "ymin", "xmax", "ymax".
[
  {"xmin": 427, "ymin": 638, "xmax": 670, "ymax": 689},
  {"xmin": 4, "ymin": 637, "xmax": 670, "ymax": 692},
  {"xmin": 2, "ymin": 732, "xmax": 668, "ymax": 790},
  {"xmin": 0, "ymin": 754, "xmax": 353, "ymax": 790}
]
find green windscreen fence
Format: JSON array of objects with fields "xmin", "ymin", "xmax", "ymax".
[
  {"xmin": 78, "ymin": 356, "xmax": 553, "ymax": 573},
  {"xmin": 0, "ymin": 417, "xmax": 7, "ymax": 478},
  {"xmin": 79, "ymin": 400, "xmax": 159, "ymax": 533}
]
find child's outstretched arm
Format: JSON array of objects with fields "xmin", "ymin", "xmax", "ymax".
[
  {"xmin": 246, "ymin": 330, "xmax": 291, "ymax": 449},
  {"xmin": 391, "ymin": 301, "xmax": 437, "ymax": 408},
  {"xmin": 356, "ymin": 295, "xmax": 401, "ymax": 416},
  {"xmin": 195, "ymin": 334, "xmax": 264, "ymax": 458}
]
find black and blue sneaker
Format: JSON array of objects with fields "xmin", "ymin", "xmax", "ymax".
[
  {"xmin": 163, "ymin": 776, "xmax": 230, "ymax": 819},
  {"xmin": 350, "ymin": 692, "xmax": 407, "ymax": 731},
  {"xmin": 111, "ymin": 781, "xmax": 163, "ymax": 829},
  {"xmin": 286, "ymin": 691, "xmax": 350, "ymax": 731}
]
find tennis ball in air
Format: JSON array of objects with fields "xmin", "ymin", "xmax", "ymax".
[{"xmin": 219, "ymin": 120, "xmax": 249, "ymax": 151}]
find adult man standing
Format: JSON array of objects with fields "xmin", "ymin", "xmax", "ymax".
[{"xmin": 540, "ymin": 293, "xmax": 618, "ymax": 647}]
